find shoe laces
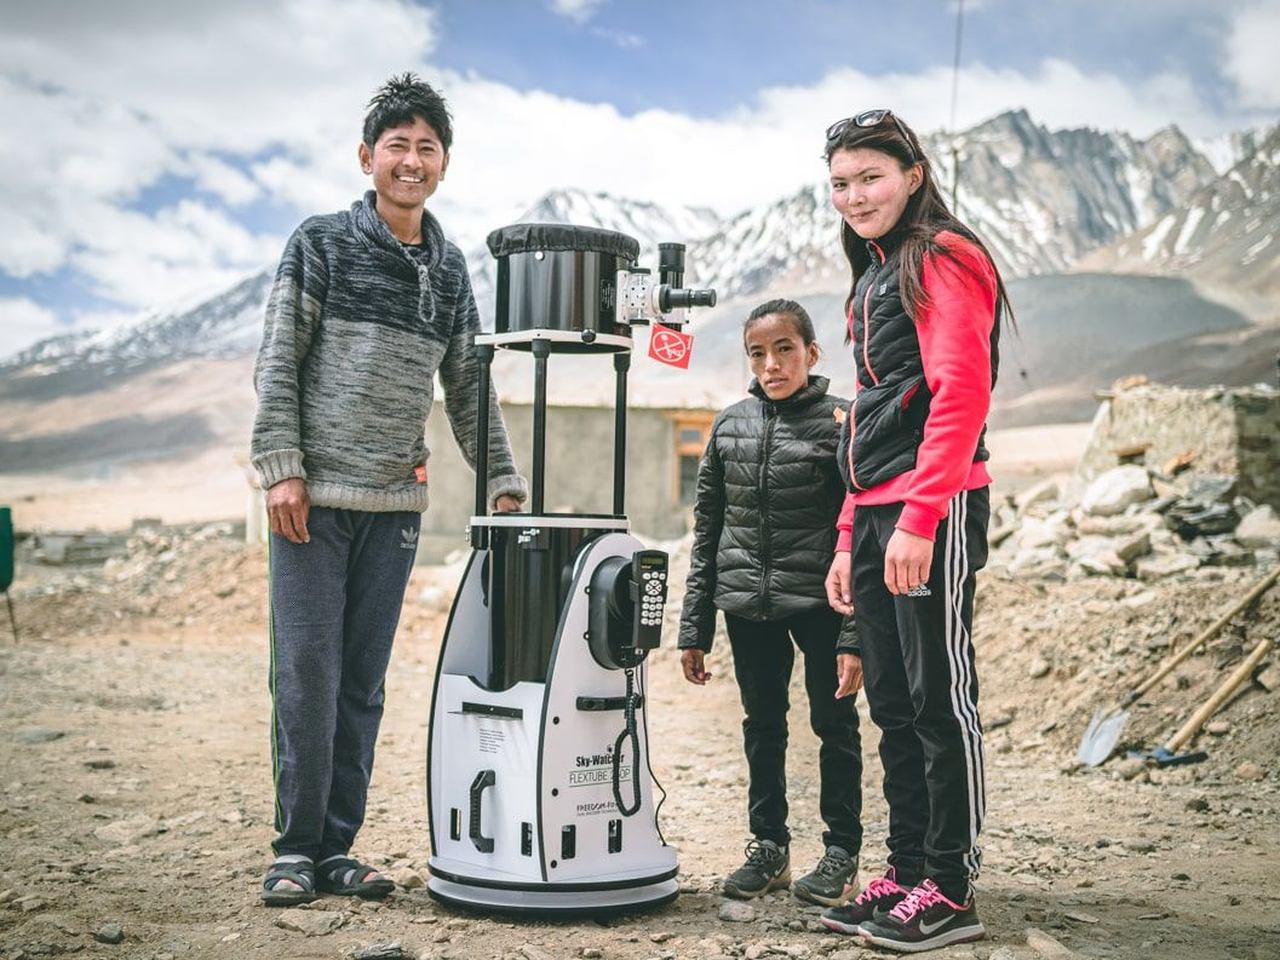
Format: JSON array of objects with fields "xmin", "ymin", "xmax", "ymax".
[
  {"xmin": 855, "ymin": 874, "xmax": 906, "ymax": 905},
  {"xmin": 888, "ymin": 879, "xmax": 946, "ymax": 923},
  {"xmin": 742, "ymin": 839, "xmax": 783, "ymax": 867},
  {"xmin": 812, "ymin": 847, "xmax": 853, "ymax": 878}
]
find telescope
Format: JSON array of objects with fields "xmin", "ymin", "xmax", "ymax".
[{"xmin": 425, "ymin": 224, "xmax": 716, "ymax": 916}]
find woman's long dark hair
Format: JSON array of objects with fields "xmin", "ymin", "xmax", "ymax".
[{"xmin": 825, "ymin": 115, "xmax": 1014, "ymax": 351}]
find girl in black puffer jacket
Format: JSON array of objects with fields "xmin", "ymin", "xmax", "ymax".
[{"xmin": 678, "ymin": 298, "xmax": 864, "ymax": 908}]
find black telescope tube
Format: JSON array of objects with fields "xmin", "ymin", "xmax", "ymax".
[
  {"xmin": 658, "ymin": 243, "xmax": 685, "ymax": 289},
  {"xmin": 613, "ymin": 351, "xmax": 630, "ymax": 516},
  {"xmin": 531, "ymin": 338, "xmax": 551, "ymax": 515},
  {"xmin": 474, "ymin": 343, "xmax": 495, "ymax": 517}
]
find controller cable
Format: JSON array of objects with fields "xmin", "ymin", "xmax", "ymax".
[{"xmin": 612, "ymin": 666, "xmax": 642, "ymax": 817}]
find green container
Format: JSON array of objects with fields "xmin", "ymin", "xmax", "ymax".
[{"xmin": 0, "ymin": 507, "xmax": 13, "ymax": 592}]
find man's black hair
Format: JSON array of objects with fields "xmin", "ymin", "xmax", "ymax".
[{"xmin": 363, "ymin": 73, "xmax": 453, "ymax": 151}]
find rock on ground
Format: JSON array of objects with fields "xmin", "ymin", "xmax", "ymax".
[
  {"xmin": 1235, "ymin": 505, "xmax": 1280, "ymax": 547},
  {"xmin": 1081, "ymin": 466, "xmax": 1152, "ymax": 517},
  {"xmin": 718, "ymin": 900, "xmax": 756, "ymax": 922},
  {"xmin": 273, "ymin": 910, "xmax": 345, "ymax": 937},
  {"xmin": 1027, "ymin": 926, "xmax": 1076, "ymax": 957}
]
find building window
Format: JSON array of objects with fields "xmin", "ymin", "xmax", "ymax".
[
  {"xmin": 679, "ymin": 454, "xmax": 700, "ymax": 505},
  {"xmin": 672, "ymin": 412, "xmax": 715, "ymax": 505}
]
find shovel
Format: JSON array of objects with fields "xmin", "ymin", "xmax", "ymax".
[
  {"xmin": 1076, "ymin": 564, "xmax": 1280, "ymax": 766},
  {"xmin": 1131, "ymin": 630, "xmax": 1275, "ymax": 767}
]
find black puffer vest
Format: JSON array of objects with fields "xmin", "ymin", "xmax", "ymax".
[
  {"xmin": 678, "ymin": 376, "xmax": 847, "ymax": 651},
  {"xmin": 836, "ymin": 229, "xmax": 995, "ymax": 492}
]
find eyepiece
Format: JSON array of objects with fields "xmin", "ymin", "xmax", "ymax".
[{"xmin": 658, "ymin": 287, "xmax": 717, "ymax": 311}]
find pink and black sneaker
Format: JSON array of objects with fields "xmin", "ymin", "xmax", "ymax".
[
  {"xmin": 856, "ymin": 878, "xmax": 985, "ymax": 953},
  {"xmin": 819, "ymin": 867, "xmax": 910, "ymax": 935}
]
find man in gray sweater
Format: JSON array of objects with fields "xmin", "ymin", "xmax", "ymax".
[{"xmin": 251, "ymin": 74, "xmax": 526, "ymax": 905}]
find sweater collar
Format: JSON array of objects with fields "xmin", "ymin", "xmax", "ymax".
[
  {"xmin": 350, "ymin": 190, "xmax": 446, "ymax": 271},
  {"xmin": 749, "ymin": 374, "xmax": 830, "ymax": 408}
]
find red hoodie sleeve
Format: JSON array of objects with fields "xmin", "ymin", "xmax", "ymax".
[
  {"xmin": 896, "ymin": 233, "xmax": 996, "ymax": 540},
  {"xmin": 836, "ymin": 493, "xmax": 854, "ymax": 552}
]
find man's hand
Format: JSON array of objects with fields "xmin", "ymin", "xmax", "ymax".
[
  {"xmin": 681, "ymin": 649, "xmax": 713, "ymax": 685},
  {"xmin": 835, "ymin": 652, "xmax": 863, "ymax": 698},
  {"xmin": 826, "ymin": 550, "xmax": 854, "ymax": 615},
  {"xmin": 267, "ymin": 478, "xmax": 310, "ymax": 545},
  {"xmin": 494, "ymin": 494, "xmax": 522, "ymax": 513},
  {"xmin": 884, "ymin": 528, "xmax": 933, "ymax": 595}
]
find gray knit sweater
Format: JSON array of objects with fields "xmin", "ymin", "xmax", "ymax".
[{"xmin": 250, "ymin": 191, "xmax": 527, "ymax": 513}]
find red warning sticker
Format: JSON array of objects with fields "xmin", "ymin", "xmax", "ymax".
[{"xmin": 648, "ymin": 324, "xmax": 693, "ymax": 369}]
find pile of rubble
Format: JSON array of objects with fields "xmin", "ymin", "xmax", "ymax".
[
  {"xmin": 13, "ymin": 521, "xmax": 264, "ymax": 640},
  {"xmin": 989, "ymin": 467, "xmax": 1280, "ymax": 581}
]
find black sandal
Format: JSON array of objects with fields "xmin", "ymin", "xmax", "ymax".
[
  {"xmin": 261, "ymin": 857, "xmax": 318, "ymax": 906},
  {"xmin": 316, "ymin": 856, "xmax": 395, "ymax": 899}
]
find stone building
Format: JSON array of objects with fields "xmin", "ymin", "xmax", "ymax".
[
  {"xmin": 1074, "ymin": 383, "xmax": 1280, "ymax": 507},
  {"xmin": 418, "ymin": 401, "xmax": 717, "ymax": 562}
]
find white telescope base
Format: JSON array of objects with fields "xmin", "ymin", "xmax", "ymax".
[
  {"xmin": 426, "ymin": 531, "xmax": 679, "ymax": 919},
  {"xmin": 426, "ymin": 872, "xmax": 678, "ymax": 916}
]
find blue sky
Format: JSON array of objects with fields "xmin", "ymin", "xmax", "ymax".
[
  {"xmin": 1, "ymin": 0, "xmax": 1277, "ymax": 359},
  {"xmin": 433, "ymin": 1, "xmax": 1243, "ymax": 119}
]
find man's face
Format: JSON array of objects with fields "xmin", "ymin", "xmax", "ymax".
[{"xmin": 358, "ymin": 117, "xmax": 449, "ymax": 211}]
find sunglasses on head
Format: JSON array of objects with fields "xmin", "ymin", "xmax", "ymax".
[{"xmin": 825, "ymin": 109, "xmax": 917, "ymax": 163}]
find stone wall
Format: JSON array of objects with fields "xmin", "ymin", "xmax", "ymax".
[{"xmin": 1075, "ymin": 385, "xmax": 1280, "ymax": 508}]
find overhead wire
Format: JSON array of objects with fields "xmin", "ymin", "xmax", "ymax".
[{"xmin": 946, "ymin": 0, "xmax": 1030, "ymax": 383}]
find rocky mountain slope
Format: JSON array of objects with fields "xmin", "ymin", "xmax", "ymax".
[
  {"xmin": 2, "ymin": 110, "xmax": 1277, "ymax": 479},
  {"xmin": 6, "ymin": 110, "xmax": 1260, "ymax": 382},
  {"xmin": 1079, "ymin": 125, "xmax": 1280, "ymax": 303}
]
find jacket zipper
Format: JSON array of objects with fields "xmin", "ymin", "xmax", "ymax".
[
  {"xmin": 758, "ymin": 403, "xmax": 776, "ymax": 615},
  {"xmin": 849, "ymin": 242, "xmax": 885, "ymax": 490},
  {"xmin": 862, "ymin": 243, "xmax": 884, "ymax": 386},
  {"xmin": 846, "ymin": 398, "xmax": 865, "ymax": 491}
]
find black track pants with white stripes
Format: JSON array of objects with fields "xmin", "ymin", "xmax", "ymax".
[{"xmin": 852, "ymin": 488, "xmax": 989, "ymax": 903}]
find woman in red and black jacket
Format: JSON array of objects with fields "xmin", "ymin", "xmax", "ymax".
[{"xmin": 816, "ymin": 110, "xmax": 1014, "ymax": 954}]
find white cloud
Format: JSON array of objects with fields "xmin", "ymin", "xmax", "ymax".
[
  {"xmin": 548, "ymin": 0, "xmax": 606, "ymax": 25},
  {"xmin": 0, "ymin": 0, "xmax": 438, "ymax": 153},
  {"xmin": 431, "ymin": 57, "xmax": 1228, "ymax": 245},
  {"xmin": 186, "ymin": 156, "xmax": 262, "ymax": 207},
  {"xmin": 64, "ymin": 199, "xmax": 282, "ymax": 305},
  {"xmin": 0, "ymin": 0, "xmax": 435, "ymax": 309},
  {"xmin": 0, "ymin": 212, "xmax": 69, "ymax": 279},
  {"xmin": 0, "ymin": 297, "xmax": 71, "ymax": 360},
  {"xmin": 250, "ymin": 151, "xmax": 367, "ymax": 226},
  {"xmin": 1, "ymin": 0, "xmax": 1271, "ymax": 338},
  {"xmin": 591, "ymin": 26, "xmax": 644, "ymax": 48},
  {"xmin": 1225, "ymin": 0, "xmax": 1280, "ymax": 109}
]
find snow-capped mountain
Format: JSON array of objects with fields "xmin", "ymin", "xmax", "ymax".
[
  {"xmin": 468, "ymin": 189, "xmax": 723, "ymax": 320},
  {"xmin": 1078, "ymin": 124, "xmax": 1280, "ymax": 302},
  {"xmin": 3, "ymin": 270, "xmax": 274, "ymax": 375},
  {"xmin": 515, "ymin": 190, "xmax": 722, "ymax": 248},
  {"xmin": 939, "ymin": 111, "xmax": 1217, "ymax": 273},
  {"xmin": 1196, "ymin": 126, "xmax": 1270, "ymax": 175},
  {"xmin": 5, "ymin": 110, "xmax": 1271, "ymax": 380},
  {"xmin": 1, "ymin": 189, "xmax": 722, "ymax": 376},
  {"xmin": 693, "ymin": 110, "xmax": 1224, "ymax": 305}
]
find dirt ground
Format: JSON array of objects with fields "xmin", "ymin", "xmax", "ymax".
[{"xmin": 2, "ymin": 533, "xmax": 1279, "ymax": 960}]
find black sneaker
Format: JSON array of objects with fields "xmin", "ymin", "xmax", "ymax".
[
  {"xmin": 793, "ymin": 845, "xmax": 859, "ymax": 906},
  {"xmin": 856, "ymin": 879, "xmax": 985, "ymax": 953},
  {"xmin": 819, "ymin": 867, "xmax": 910, "ymax": 934},
  {"xmin": 722, "ymin": 839, "xmax": 790, "ymax": 899}
]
